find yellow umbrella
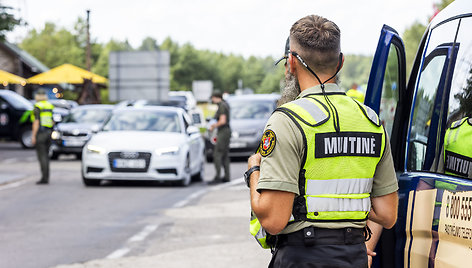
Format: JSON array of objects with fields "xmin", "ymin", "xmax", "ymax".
[
  {"xmin": 0, "ymin": 69, "xmax": 26, "ymax": 86},
  {"xmin": 27, "ymin": 63, "xmax": 108, "ymax": 84}
]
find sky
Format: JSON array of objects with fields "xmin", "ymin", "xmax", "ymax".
[{"xmin": 3, "ymin": 0, "xmax": 439, "ymax": 59}]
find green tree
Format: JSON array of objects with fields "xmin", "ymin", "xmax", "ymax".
[
  {"xmin": 402, "ymin": 21, "xmax": 427, "ymax": 76},
  {"xmin": 139, "ymin": 37, "xmax": 159, "ymax": 51},
  {"xmin": 0, "ymin": 5, "xmax": 22, "ymax": 41},
  {"xmin": 20, "ymin": 22, "xmax": 85, "ymax": 68}
]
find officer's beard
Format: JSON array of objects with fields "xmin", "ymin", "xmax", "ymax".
[{"xmin": 277, "ymin": 71, "xmax": 301, "ymax": 107}]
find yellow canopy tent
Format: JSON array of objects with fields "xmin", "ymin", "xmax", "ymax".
[
  {"xmin": 27, "ymin": 64, "xmax": 108, "ymax": 84},
  {"xmin": 0, "ymin": 69, "xmax": 26, "ymax": 86}
]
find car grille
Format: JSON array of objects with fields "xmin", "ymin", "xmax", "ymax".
[
  {"xmin": 63, "ymin": 131, "xmax": 88, "ymax": 137},
  {"xmin": 108, "ymin": 152, "xmax": 151, "ymax": 173}
]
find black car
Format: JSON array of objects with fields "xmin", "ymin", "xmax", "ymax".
[
  {"xmin": 205, "ymin": 94, "xmax": 280, "ymax": 160},
  {"xmin": 0, "ymin": 90, "xmax": 34, "ymax": 148},
  {"xmin": 50, "ymin": 104, "xmax": 114, "ymax": 159}
]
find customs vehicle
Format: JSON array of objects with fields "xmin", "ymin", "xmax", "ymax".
[{"xmin": 365, "ymin": 0, "xmax": 472, "ymax": 266}]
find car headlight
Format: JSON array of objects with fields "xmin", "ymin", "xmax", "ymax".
[
  {"xmin": 51, "ymin": 130, "xmax": 61, "ymax": 140},
  {"xmin": 155, "ymin": 146, "xmax": 180, "ymax": 156},
  {"xmin": 86, "ymin": 144, "xmax": 106, "ymax": 154}
]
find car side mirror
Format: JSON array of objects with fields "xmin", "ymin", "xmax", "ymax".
[{"xmin": 186, "ymin": 126, "xmax": 199, "ymax": 135}]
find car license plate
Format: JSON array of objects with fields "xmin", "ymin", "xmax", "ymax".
[
  {"xmin": 230, "ymin": 141, "xmax": 247, "ymax": 148},
  {"xmin": 63, "ymin": 140, "xmax": 85, "ymax": 147},
  {"xmin": 113, "ymin": 159, "xmax": 146, "ymax": 169}
]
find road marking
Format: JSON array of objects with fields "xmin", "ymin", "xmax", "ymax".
[
  {"xmin": 106, "ymin": 224, "xmax": 159, "ymax": 259},
  {"xmin": 128, "ymin": 224, "xmax": 158, "ymax": 242},
  {"xmin": 173, "ymin": 189, "xmax": 207, "ymax": 208},
  {"xmin": 172, "ymin": 177, "xmax": 244, "ymax": 208},
  {"xmin": 106, "ymin": 247, "xmax": 130, "ymax": 259},
  {"xmin": 0, "ymin": 180, "xmax": 29, "ymax": 191}
]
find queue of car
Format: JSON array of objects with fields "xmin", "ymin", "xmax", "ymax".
[{"xmin": 1, "ymin": 88, "xmax": 277, "ymax": 187}]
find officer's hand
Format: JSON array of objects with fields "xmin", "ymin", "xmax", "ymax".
[
  {"xmin": 32, "ymin": 136, "xmax": 36, "ymax": 146},
  {"xmin": 366, "ymin": 247, "xmax": 376, "ymax": 268},
  {"xmin": 248, "ymin": 153, "xmax": 262, "ymax": 169}
]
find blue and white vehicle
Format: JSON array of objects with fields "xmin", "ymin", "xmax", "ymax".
[{"xmin": 365, "ymin": 0, "xmax": 472, "ymax": 267}]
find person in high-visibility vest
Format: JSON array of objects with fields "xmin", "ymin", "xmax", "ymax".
[
  {"xmin": 31, "ymin": 89, "xmax": 54, "ymax": 184},
  {"xmin": 436, "ymin": 117, "xmax": 472, "ymax": 178},
  {"xmin": 246, "ymin": 15, "xmax": 399, "ymax": 267}
]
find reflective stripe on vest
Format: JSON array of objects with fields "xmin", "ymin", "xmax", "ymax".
[
  {"xmin": 33, "ymin": 101, "xmax": 54, "ymax": 128},
  {"xmin": 249, "ymin": 211, "xmax": 270, "ymax": 249},
  {"xmin": 444, "ymin": 117, "xmax": 472, "ymax": 178},
  {"xmin": 279, "ymin": 94, "xmax": 386, "ymax": 222}
]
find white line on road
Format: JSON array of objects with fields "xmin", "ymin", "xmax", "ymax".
[
  {"xmin": 106, "ymin": 224, "xmax": 159, "ymax": 259},
  {"xmin": 128, "ymin": 224, "xmax": 158, "ymax": 242},
  {"xmin": 173, "ymin": 189, "xmax": 207, "ymax": 208},
  {"xmin": 106, "ymin": 247, "xmax": 131, "ymax": 259},
  {"xmin": 0, "ymin": 180, "xmax": 29, "ymax": 191}
]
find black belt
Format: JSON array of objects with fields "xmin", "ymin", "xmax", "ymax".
[{"xmin": 275, "ymin": 227, "xmax": 365, "ymax": 248}]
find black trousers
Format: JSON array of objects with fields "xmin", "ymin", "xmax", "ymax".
[
  {"xmin": 35, "ymin": 129, "xmax": 52, "ymax": 182},
  {"xmin": 269, "ymin": 227, "xmax": 368, "ymax": 268}
]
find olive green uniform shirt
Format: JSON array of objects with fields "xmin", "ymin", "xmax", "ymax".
[
  {"xmin": 257, "ymin": 84, "xmax": 399, "ymax": 234},
  {"xmin": 214, "ymin": 100, "xmax": 230, "ymax": 129}
]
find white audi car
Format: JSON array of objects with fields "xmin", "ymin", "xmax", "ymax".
[{"xmin": 81, "ymin": 106, "xmax": 205, "ymax": 186}]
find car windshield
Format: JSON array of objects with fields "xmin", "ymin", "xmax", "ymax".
[
  {"xmin": 64, "ymin": 108, "xmax": 111, "ymax": 124},
  {"xmin": 229, "ymin": 100, "xmax": 274, "ymax": 120},
  {"xmin": 1, "ymin": 91, "xmax": 33, "ymax": 110},
  {"xmin": 103, "ymin": 110, "xmax": 182, "ymax": 133}
]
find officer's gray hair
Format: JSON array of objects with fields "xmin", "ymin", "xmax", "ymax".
[{"xmin": 290, "ymin": 15, "xmax": 341, "ymax": 74}]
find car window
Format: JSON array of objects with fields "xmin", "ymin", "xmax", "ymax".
[
  {"xmin": 103, "ymin": 110, "xmax": 181, "ymax": 133},
  {"xmin": 229, "ymin": 100, "xmax": 274, "ymax": 120},
  {"xmin": 407, "ymin": 19, "xmax": 459, "ymax": 172},
  {"xmin": 446, "ymin": 17, "xmax": 472, "ymax": 125},
  {"xmin": 379, "ymin": 45, "xmax": 401, "ymax": 137},
  {"xmin": 64, "ymin": 108, "xmax": 111, "ymax": 124}
]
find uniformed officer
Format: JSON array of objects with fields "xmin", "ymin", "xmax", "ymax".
[
  {"xmin": 31, "ymin": 89, "xmax": 54, "ymax": 184},
  {"xmin": 436, "ymin": 117, "xmax": 472, "ymax": 178},
  {"xmin": 208, "ymin": 91, "xmax": 231, "ymax": 184},
  {"xmin": 246, "ymin": 15, "xmax": 399, "ymax": 267}
]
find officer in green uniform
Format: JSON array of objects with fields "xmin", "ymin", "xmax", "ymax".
[
  {"xmin": 246, "ymin": 15, "xmax": 399, "ymax": 267},
  {"xmin": 31, "ymin": 89, "xmax": 54, "ymax": 184},
  {"xmin": 209, "ymin": 91, "xmax": 231, "ymax": 184},
  {"xmin": 436, "ymin": 117, "xmax": 472, "ymax": 178}
]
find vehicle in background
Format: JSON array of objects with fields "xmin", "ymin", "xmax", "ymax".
[
  {"xmin": 117, "ymin": 93, "xmax": 205, "ymax": 127},
  {"xmin": 0, "ymin": 89, "xmax": 34, "ymax": 148},
  {"xmin": 364, "ymin": 1, "xmax": 472, "ymax": 267},
  {"xmin": 168, "ymin": 91, "xmax": 197, "ymax": 111},
  {"xmin": 50, "ymin": 104, "xmax": 114, "ymax": 159},
  {"xmin": 81, "ymin": 106, "xmax": 205, "ymax": 186},
  {"xmin": 204, "ymin": 94, "xmax": 280, "ymax": 160},
  {"xmin": 48, "ymin": 99, "xmax": 78, "ymax": 110}
]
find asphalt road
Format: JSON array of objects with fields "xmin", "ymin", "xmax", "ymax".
[{"xmin": 0, "ymin": 141, "xmax": 248, "ymax": 268}]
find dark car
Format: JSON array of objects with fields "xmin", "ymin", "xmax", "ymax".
[
  {"xmin": 50, "ymin": 104, "xmax": 114, "ymax": 159},
  {"xmin": 0, "ymin": 90, "xmax": 34, "ymax": 148},
  {"xmin": 205, "ymin": 93, "xmax": 280, "ymax": 160}
]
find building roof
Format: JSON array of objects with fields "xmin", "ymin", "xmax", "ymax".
[{"xmin": 1, "ymin": 41, "xmax": 49, "ymax": 74}]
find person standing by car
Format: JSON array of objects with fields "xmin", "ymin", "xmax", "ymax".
[
  {"xmin": 436, "ymin": 117, "xmax": 472, "ymax": 178},
  {"xmin": 31, "ymin": 89, "xmax": 54, "ymax": 184},
  {"xmin": 246, "ymin": 15, "xmax": 398, "ymax": 267},
  {"xmin": 208, "ymin": 91, "xmax": 231, "ymax": 184}
]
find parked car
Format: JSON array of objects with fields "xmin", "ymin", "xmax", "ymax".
[
  {"xmin": 50, "ymin": 104, "xmax": 114, "ymax": 159},
  {"xmin": 81, "ymin": 106, "xmax": 205, "ymax": 186},
  {"xmin": 205, "ymin": 94, "xmax": 280, "ymax": 160},
  {"xmin": 364, "ymin": 0, "xmax": 472, "ymax": 267},
  {"xmin": 0, "ymin": 90, "xmax": 34, "ymax": 148}
]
